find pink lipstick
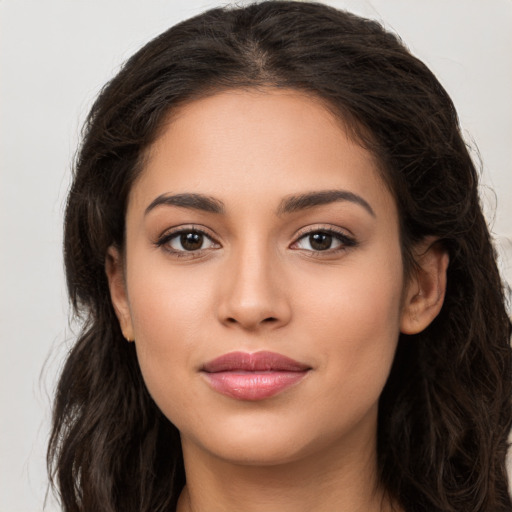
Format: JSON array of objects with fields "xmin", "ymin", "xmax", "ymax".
[{"xmin": 201, "ymin": 351, "xmax": 310, "ymax": 400}]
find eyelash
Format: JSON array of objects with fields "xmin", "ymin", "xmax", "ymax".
[{"xmin": 154, "ymin": 225, "xmax": 357, "ymax": 259}]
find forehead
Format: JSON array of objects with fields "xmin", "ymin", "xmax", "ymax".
[{"xmin": 129, "ymin": 88, "xmax": 395, "ymax": 219}]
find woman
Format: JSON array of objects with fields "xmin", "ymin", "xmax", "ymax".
[{"xmin": 47, "ymin": 2, "xmax": 512, "ymax": 511}]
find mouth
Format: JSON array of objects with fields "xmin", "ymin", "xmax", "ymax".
[{"xmin": 200, "ymin": 351, "xmax": 311, "ymax": 401}]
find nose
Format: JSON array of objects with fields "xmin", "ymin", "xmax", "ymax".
[{"xmin": 216, "ymin": 243, "xmax": 292, "ymax": 331}]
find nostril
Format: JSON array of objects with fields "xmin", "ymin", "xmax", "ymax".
[{"xmin": 224, "ymin": 316, "xmax": 278, "ymax": 325}]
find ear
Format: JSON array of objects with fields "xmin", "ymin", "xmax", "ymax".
[
  {"xmin": 400, "ymin": 238, "xmax": 449, "ymax": 335},
  {"xmin": 105, "ymin": 245, "xmax": 134, "ymax": 341}
]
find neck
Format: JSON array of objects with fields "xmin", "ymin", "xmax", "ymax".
[{"xmin": 176, "ymin": 425, "xmax": 396, "ymax": 512}]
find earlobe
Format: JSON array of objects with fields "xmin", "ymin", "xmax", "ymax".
[
  {"xmin": 400, "ymin": 239, "xmax": 449, "ymax": 335},
  {"xmin": 105, "ymin": 246, "xmax": 134, "ymax": 341}
]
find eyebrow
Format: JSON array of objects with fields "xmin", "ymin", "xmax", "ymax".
[
  {"xmin": 145, "ymin": 193, "xmax": 225, "ymax": 216},
  {"xmin": 144, "ymin": 189, "xmax": 375, "ymax": 218},
  {"xmin": 277, "ymin": 190, "xmax": 375, "ymax": 217}
]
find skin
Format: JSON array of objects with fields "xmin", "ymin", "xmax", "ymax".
[{"xmin": 106, "ymin": 88, "xmax": 448, "ymax": 512}]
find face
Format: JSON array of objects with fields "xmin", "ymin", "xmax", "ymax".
[{"xmin": 108, "ymin": 89, "xmax": 426, "ymax": 468}]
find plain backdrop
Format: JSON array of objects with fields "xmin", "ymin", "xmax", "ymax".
[{"xmin": 1, "ymin": 1, "xmax": 511, "ymax": 510}]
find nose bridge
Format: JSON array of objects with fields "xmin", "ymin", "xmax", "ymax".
[{"xmin": 217, "ymin": 233, "xmax": 290, "ymax": 329}]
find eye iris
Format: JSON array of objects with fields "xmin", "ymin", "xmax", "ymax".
[
  {"xmin": 310, "ymin": 232, "xmax": 332, "ymax": 251},
  {"xmin": 180, "ymin": 232, "xmax": 203, "ymax": 251}
]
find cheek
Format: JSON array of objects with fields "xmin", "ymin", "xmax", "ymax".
[
  {"xmin": 128, "ymin": 251, "xmax": 213, "ymax": 337},
  {"xmin": 295, "ymin": 252, "xmax": 404, "ymax": 409},
  {"xmin": 125, "ymin": 258, "xmax": 215, "ymax": 409},
  {"xmin": 296, "ymin": 245, "xmax": 404, "ymax": 340}
]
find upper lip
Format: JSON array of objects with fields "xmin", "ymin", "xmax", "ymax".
[{"xmin": 201, "ymin": 351, "xmax": 311, "ymax": 373}]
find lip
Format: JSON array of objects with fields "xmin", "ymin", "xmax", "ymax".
[{"xmin": 201, "ymin": 351, "xmax": 311, "ymax": 401}]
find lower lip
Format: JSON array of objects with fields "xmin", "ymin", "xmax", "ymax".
[{"xmin": 202, "ymin": 371, "xmax": 309, "ymax": 400}]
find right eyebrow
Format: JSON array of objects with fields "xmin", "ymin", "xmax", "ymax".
[{"xmin": 144, "ymin": 193, "xmax": 225, "ymax": 216}]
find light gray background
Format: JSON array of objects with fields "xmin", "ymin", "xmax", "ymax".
[{"xmin": 1, "ymin": 1, "xmax": 511, "ymax": 510}]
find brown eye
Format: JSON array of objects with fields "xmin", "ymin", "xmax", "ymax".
[
  {"xmin": 180, "ymin": 232, "xmax": 204, "ymax": 251},
  {"xmin": 295, "ymin": 231, "xmax": 339, "ymax": 251},
  {"xmin": 292, "ymin": 229, "xmax": 356, "ymax": 253},
  {"xmin": 160, "ymin": 229, "xmax": 219, "ymax": 253},
  {"xmin": 309, "ymin": 232, "xmax": 333, "ymax": 251}
]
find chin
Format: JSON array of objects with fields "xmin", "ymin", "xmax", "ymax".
[
  {"xmin": 203, "ymin": 434, "xmax": 314, "ymax": 467},
  {"xmin": 179, "ymin": 407, "xmax": 359, "ymax": 469}
]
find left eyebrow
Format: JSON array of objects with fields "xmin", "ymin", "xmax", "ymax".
[{"xmin": 277, "ymin": 189, "xmax": 376, "ymax": 217}]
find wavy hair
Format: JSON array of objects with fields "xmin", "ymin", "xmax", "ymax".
[{"xmin": 48, "ymin": 2, "xmax": 512, "ymax": 511}]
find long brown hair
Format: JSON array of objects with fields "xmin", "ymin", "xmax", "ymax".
[{"xmin": 48, "ymin": 2, "xmax": 512, "ymax": 511}]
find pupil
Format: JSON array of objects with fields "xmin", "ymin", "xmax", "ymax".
[
  {"xmin": 181, "ymin": 232, "xmax": 203, "ymax": 251},
  {"xmin": 310, "ymin": 232, "xmax": 332, "ymax": 251}
]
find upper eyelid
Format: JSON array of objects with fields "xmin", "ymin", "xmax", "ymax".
[
  {"xmin": 157, "ymin": 223, "xmax": 351, "ymax": 236},
  {"xmin": 157, "ymin": 224, "xmax": 219, "ymax": 241},
  {"xmin": 292, "ymin": 224, "xmax": 355, "ymax": 240}
]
